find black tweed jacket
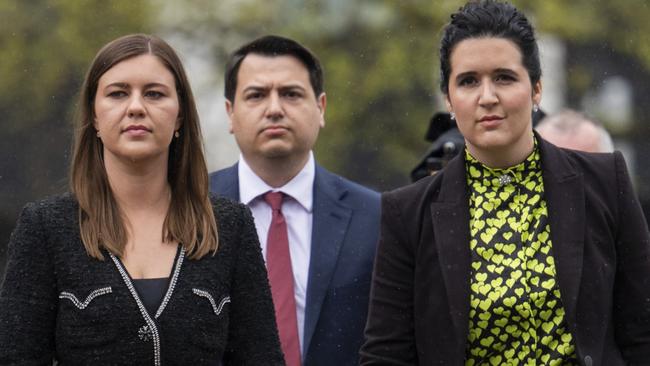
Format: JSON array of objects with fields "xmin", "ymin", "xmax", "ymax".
[{"xmin": 0, "ymin": 193, "xmax": 285, "ymax": 365}]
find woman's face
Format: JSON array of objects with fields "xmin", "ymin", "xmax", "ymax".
[
  {"xmin": 445, "ymin": 37, "xmax": 541, "ymax": 168},
  {"xmin": 94, "ymin": 54, "xmax": 180, "ymax": 166}
]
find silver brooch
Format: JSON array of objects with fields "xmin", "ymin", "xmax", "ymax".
[
  {"xmin": 498, "ymin": 174, "xmax": 513, "ymax": 186},
  {"xmin": 138, "ymin": 325, "xmax": 152, "ymax": 342}
]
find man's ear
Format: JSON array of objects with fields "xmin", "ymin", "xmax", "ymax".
[
  {"xmin": 225, "ymin": 99, "xmax": 234, "ymax": 134},
  {"xmin": 317, "ymin": 92, "xmax": 327, "ymax": 128}
]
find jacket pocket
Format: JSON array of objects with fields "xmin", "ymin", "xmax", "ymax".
[
  {"xmin": 59, "ymin": 286, "xmax": 112, "ymax": 310},
  {"xmin": 193, "ymin": 288, "xmax": 231, "ymax": 316},
  {"xmin": 57, "ymin": 286, "xmax": 118, "ymax": 349},
  {"xmin": 190, "ymin": 288, "xmax": 230, "ymax": 352}
]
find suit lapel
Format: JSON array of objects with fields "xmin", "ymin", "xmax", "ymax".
[
  {"xmin": 429, "ymin": 137, "xmax": 586, "ymax": 351},
  {"xmin": 538, "ymin": 138, "xmax": 585, "ymax": 329},
  {"xmin": 209, "ymin": 163, "xmax": 240, "ymax": 200},
  {"xmin": 303, "ymin": 166, "xmax": 352, "ymax": 356},
  {"xmin": 430, "ymin": 155, "xmax": 472, "ymax": 344}
]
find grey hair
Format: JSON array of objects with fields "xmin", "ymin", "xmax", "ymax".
[{"xmin": 536, "ymin": 109, "xmax": 614, "ymax": 153}]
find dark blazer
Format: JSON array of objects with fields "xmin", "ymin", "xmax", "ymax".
[
  {"xmin": 360, "ymin": 138, "xmax": 650, "ymax": 366},
  {"xmin": 0, "ymin": 193, "xmax": 284, "ymax": 365},
  {"xmin": 210, "ymin": 163, "xmax": 380, "ymax": 366}
]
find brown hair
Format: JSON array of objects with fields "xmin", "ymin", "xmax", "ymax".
[{"xmin": 70, "ymin": 33, "xmax": 218, "ymax": 260}]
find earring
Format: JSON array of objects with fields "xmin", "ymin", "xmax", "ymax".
[
  {"xmin": 174, "ymin": 130, "xmax": 180, "ymax": 138},
  {"xmin": 96, "ymin": 130, "xmax": 100, "ymax": 138},
  {"xmin": 533, "ymin": 104, "xmax": 539, "ymax": 113},
  {"xmin": 450, "ymin": 112, "xmax": 456, "ymax": 120}
]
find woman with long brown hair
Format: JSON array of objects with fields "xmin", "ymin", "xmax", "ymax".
[{"xmin": 0, "ymin": 34, "xmax": 284, "ymax": 365}]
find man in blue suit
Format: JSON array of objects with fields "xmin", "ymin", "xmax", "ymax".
[{"xmin": 209, "ymin": 35, "xmax": 380, "ymax": 366}]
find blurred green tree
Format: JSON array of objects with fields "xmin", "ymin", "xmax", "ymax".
[
  {"xmin": 159, "ymin": 0, "xmax": 650, "ymax": 191},
  {"xmin": 0, "ymin": 0, "xmax": 151, "ymax": 261},
  {"xmin": 3, "ymin": 0, "xmax": 650, "ymax": 231},
  {"xmin": 0, "ymin": 0, "xmax": 151, "ymax": 134},
  {"xmin": 159, "ymin": 1, "xmax": 444, "ymax": 190},
  {"xmin": 2, "ymin": 0, "xmax": 650, "ymax": 275}
]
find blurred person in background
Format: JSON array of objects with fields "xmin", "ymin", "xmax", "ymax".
[
  {"xmin": 361, "ymin": 1, "xmax": 650, "ymax": 365},
  {"xmin": 536, "ymin": 109, "xmax": 614, "ymax": 153},
  {"xmin": 0, "ymin": 34, "xmax": 283, "ymax": 365},
  {"xmin": 209, "ymin": 35, "xmax": 380, "ymax": 366}
]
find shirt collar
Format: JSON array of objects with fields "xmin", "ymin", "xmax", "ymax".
[
  {"xmin": 238, "ymin": 152, "xmax": 315, "ymax": 212},
  {"xmin": 465, "ymin": 138, "xmax": 541, "ymax": 188}
]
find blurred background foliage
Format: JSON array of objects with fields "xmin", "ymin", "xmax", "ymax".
[
  {"xmin": 156, "ymin": 0, "xmax": 650, "ymax": 187},
  {"xmin": 0, "ymin": 0, "xmax": 151, "ymax": 264},
  {"xmin": 2, "ymin": 0, "xmax": 650, "ymax": 269}
]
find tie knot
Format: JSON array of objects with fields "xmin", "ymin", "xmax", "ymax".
[{"xmin": 263, "ymin": 191, "xmax": 284, "ymax": 211}]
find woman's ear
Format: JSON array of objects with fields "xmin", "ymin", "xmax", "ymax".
[
  {"xmin": 444, "ymin": 95, "xmax": 453, "ymax": 114},
  {"xmin": 175, "ymin": 116, "xmax": 182, "ymax": 131},
  {"xmin": 532, "ymin": 80, "xmax": 542, "ymax": 106}
]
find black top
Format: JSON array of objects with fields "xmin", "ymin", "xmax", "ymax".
[
  {"xmin": 128, "ymin": 246, "xmax": 180, "ymax": 316},
  {"xmin": 133, "ymin": 277, "xmax": 169, "ymax": 316}
]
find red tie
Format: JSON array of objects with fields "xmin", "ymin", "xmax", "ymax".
[{"xmin": 264, "ymin": 191, "xmax": 301, "ymax": 366}]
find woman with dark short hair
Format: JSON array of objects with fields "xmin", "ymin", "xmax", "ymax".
[
  {"xmin": 0, "ymin": 34, "xmax": 284, "ymax": 365},
  {"xmin": 361, "ymin": 1, "xmax": 650, "ymax": 365}
]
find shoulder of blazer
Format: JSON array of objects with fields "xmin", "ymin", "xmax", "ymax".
[
  {"xmin": 21, "ymin": 192, "xmax": 79, "ymax": 230},
  {"xmin": 208, "ymin": 163, "xmax": 239, "ymax": 198},
  {"xmin": 11, "ymin": 193, "xmax": 91, "ymax": 266},
  {"xmin": 208, "ymin": 192, "xmax": 253, "ymax": 234},
  {"xmin": 537, "ymin": 135, "xmax": 617, "ymax": 185},
  {"xmin": 384, "ymin": 173, "xmax": 441, "ymax": 204},
  {"xmin": 30, "ymin": 192, "xmax": 78, "ymax": 212},
  {"xmin": 384, "ymin": 152, "xmax": 464, "ymax": 207},
  {"xmin": 315, "ymin": 165, "xmax": 380, "ymax": 210}
]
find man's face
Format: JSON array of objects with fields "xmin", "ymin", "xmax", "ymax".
[{"xmin": 227, "ymin": 54, "xmax": 326, "ymax": 164}]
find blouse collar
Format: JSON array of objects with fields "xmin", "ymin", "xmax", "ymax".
[{"xmin": 465, "ymin": 138, "xmax": 542, "ymax": 188}]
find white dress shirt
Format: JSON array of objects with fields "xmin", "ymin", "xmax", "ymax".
[{"xmin": 238, "ymin": 152, "xmax": 314, "ymax": 351}]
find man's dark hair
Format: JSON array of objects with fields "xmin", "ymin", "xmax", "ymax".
[
  {"xmin": 439, "ymin": 0, "xmax": 541, "ymax": 95},
  {"xmin": 224, "ymin": 35, "xmax": 324, "ymax": 103}
]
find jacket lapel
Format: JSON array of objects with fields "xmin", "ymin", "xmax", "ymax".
[
  {"xmin": 429, "ymin": 137, "xmax": 586, "ymax": 352},
  {"xmin": 303, "ymin": 166, "xmax": 351, "ymax": 356},
  {"xmin": 538, "ymin": 137, "xmax": 585, "ymax": 329},
  {"xmin": 430, "ymin": 155, "xmax": 472, "ymax": 345}
]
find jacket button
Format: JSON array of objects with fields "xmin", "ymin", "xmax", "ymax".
[
  {"xmin": 584, "ymin": 355, "xmax": 593, "ymax": 366},
  {"xmin": 138, "ymin": 325, "xmax": 152, "ymax": 342}
]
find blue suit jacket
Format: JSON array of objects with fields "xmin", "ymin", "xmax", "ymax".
[{"xmin": 209, "ymin": 163, "xmax": 381, "ymax": 366}]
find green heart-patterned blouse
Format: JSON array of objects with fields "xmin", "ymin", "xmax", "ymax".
[{"xmin": 464, "ymin": 143, "xmax": 578, "ymax": 366}]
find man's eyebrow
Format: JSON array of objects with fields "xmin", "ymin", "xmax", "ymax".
[
  {"xmin": 278, "ymin": 84, "xmax": 307, "ymax": 91},
  {"xmin": 493, "ymin": 68, "xmax": 517, "ymax": 75},
  {"xmin": 242, "ymin": 85, "xmax": 269, "ymax": 93}
]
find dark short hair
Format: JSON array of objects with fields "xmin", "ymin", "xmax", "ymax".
[
  {"xmin": 224, "ymin": 35, "xmax": 324, "ymax": 103},
  {"xmin": 439, "ymin": 0, "xmax": 541, "ymax": 94}
]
